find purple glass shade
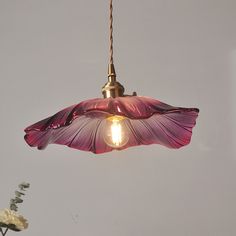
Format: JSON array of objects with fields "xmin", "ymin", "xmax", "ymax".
[{"xmin": 24, "ymin": 96, "xmax": 199, "ymax": 154}]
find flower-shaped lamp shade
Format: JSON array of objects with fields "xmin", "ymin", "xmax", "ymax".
[{"xmin": 24, "ymin": 96, "xmax": 199, "ymax": 154}]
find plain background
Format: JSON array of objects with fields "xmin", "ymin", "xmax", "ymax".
[{"xmin": 0, "ymin": 0, "xmax": 235, "ymax": 235}]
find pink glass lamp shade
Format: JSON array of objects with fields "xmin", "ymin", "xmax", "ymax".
[
  {"xmin": 24, "ymin": 2, "xmax": 199, "ymax": 155},
  {"xmin": 24, "ymin": 96, "xmax": 199, "ymax": 154}
]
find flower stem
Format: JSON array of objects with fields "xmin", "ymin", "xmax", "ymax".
[{"xmin": 3, "ymin": 228, "xmax": 8, "ymax": 236}]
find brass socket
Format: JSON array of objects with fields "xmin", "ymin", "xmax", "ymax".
[{"xmin": 102, "ymin": 64, "xmax": 125, "ymax": 98}]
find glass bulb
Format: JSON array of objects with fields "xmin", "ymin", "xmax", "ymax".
[{"xmin": 103, "ymin": 116, "xmax": 129, "ymax": 148}]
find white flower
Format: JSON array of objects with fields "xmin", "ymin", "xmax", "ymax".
[{"xmin": 0, "ymin": 209, "xmax": 28, "ymax": 231}]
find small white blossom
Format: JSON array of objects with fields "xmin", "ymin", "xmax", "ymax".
[{"xmin": 0, "ymin": 209, "xmax": 28, "ymax": 231}]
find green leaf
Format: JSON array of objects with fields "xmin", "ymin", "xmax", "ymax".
[
  {"xmin": 15, "ymin": 191, "xmax": 25, "ymax": 197},
  {"xmin": 18, "ymin": 182, "xmax": 30, "ymax": 191},
  {"xmin": 8, "ymin": 224, "xmax": 21, "ymax": 232},
  {"xmin": 10, "ymin": 199, "xmax": 16, "ymax": 204},
  {"xmin": 14, "ymin": 197, "xmax": 23, "ymax": 204},
  {"xmin": 10, "ymin": 204, "xmax": 18, "ymax": 211},
  {"xmin": 0, "ymin": 223, "xmax": 8, "ymax": 228}
]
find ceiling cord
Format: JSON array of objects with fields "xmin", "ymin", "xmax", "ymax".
[{"xmin": 109, "ymin": 0, "xmax": 114, "ymax": 64}]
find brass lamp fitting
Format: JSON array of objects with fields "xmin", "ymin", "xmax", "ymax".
[{"xmin": 102, "ymin": 64, "xmax": 125, "ymax": 98}]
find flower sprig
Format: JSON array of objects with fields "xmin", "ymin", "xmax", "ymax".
[
  {"xmin": 10, "ymin": 182, "xmax": 30, "ymax": 212},
  {"xmin": 0, "ymin": 182, "xmax": 30, "ymax": 235}
]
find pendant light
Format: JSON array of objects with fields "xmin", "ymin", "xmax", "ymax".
[{"xmin": 24, "ymin": 0, "xmax": 199, "ymax": 154}]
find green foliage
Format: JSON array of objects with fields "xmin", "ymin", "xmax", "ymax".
[
  {"xmin": 9, "ymin": 182, "xmax": 30, "ymax": 212},
  {"xmin": 18, "ymin": 183, "xmax": 30, "ymax": 191}
]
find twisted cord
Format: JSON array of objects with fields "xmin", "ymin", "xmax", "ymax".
[{"xmin": 109, "ymin": 0, "xmax": 114, "ymax": 64}]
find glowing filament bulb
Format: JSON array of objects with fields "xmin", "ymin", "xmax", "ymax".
[
  {"xmin": 111, "ymin": 119, "xmax": 122, "ymax": 146},
  {"xmin": 104, "ymin": 116, "xmax": 129, "ymax": 148}
]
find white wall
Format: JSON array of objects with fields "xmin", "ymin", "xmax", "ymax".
[{"xmin": 0, "ymin": 0, "xmax": 235, "ymax": 235}]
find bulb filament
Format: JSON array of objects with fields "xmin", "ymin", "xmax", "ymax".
[{"xmin": 111, "ymin": 119, "xmax": 123, "ymax": 147}]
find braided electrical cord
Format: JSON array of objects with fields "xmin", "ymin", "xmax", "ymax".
[{"xmin": 109, "ymin": 0, "xmax": 114, "ymax": 64}]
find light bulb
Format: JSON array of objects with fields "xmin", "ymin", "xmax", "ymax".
[{"xmin": 103, "ymin": 115, "xmax": 129, "ymax": 148}]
